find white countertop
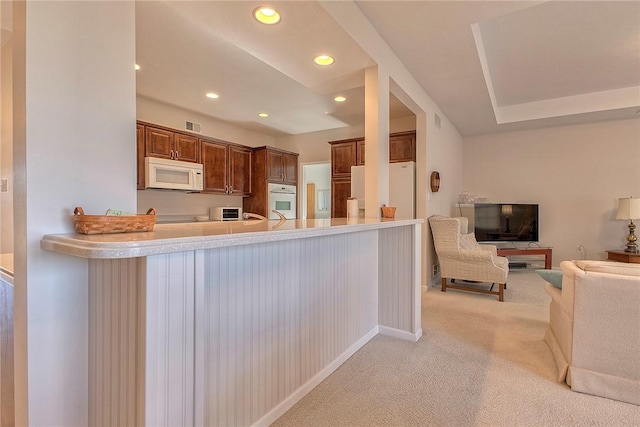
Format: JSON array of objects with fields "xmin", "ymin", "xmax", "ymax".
[{"xmin": 41, "ymin": 217, "xmax": 423, "ymax": 259}]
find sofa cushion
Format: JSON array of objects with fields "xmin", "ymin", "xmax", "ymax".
[
  {"xmin": 575, "ymin": 260, "xmax": 640, "ymax": 277},
  {"xmin": 536, "ymin": 269, "xmax": 563, "ymax": 288}
]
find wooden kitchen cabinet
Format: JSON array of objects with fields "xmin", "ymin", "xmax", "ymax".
[
  {"xmin": 173, "ymin": 133, "xmax": 199, "ymax": 163},
  {"xmin": 137, "ymin": 124, "xmax": 145, "ymax": 190},
  {"xmin": 143, "ymin": 123, "xmax": 200, "ymax": 163},
  {"xmin": 330, "ymin": 139, "xmax": 358, "ymax": 177},
  {"xmin": 201, "ymin": 140, "xmax": 252, "ymax": 196},
  {"xmin": 328, "ymin": 131, "xmax": 416, "ymax": 217},
  {"xmin": 389, "ymin": 131, "xmax": 416, "ymax": 163},
  {"xmin": 243, "ymin": 146, "xmax": 299, "ymax": 218},
  {"xmin": 331, "ymin": 178, "xmax": 352, "ymax": 218},
  {"xmin": 201, "ymin": 140, "xmax": 228, "ymax": 194},
  {"xmin": 266, "ymin": 149, "xmax": 298, "ymax": 184},
  {"xmin": 137, "ymin": 121, "xmax": 258, "ymax": 196},
  {"xmin": 228, "ymin": 145, "xmax": 252, "ymax": 195}
]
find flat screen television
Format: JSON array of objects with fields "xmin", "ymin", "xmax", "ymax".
[{"xmin": 474, "ymin": 203, "xmax": 539, "ymax": 243}]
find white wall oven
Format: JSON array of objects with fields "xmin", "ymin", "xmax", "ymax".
[{"xmin": 268, "ymin": 183, "xmax": 296, "ymax": 219}]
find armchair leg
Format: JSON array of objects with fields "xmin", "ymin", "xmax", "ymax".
[
  {"xmin": 499, "ymin": 283, "xmax": 504, "ymax": 302},
  {"xmin": 441, "ymin": 277, "xmax": 447, "ymax": 292}
]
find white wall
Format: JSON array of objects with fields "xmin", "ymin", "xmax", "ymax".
[
  {"xmin": 463, "ymin": 118, "xmax": 640, "ymax": 266},
  {"xmin": 138, "ymin": 189, "xmax": 243, "ymax": 217},
  {"xmin": 13, "ymin": 2, "xmax": 136, "ymax": 425}
]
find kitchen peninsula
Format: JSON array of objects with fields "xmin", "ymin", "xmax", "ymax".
[{"xmin": 42, "ymin": 218, "xmax": 422, "ymax": 426}]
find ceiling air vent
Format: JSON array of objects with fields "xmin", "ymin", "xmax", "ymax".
[
  {"xmin": 185, "ymin": 121, "xmax": 202, "ymax": 133},
  {"xmin": 434, "ymin": 113, "xmax": 441, "ymax": 130}
]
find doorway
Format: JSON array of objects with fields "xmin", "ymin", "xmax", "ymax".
[{"xmin": 300, "ymin": 162, "xmax": 331, "ymax": 220}]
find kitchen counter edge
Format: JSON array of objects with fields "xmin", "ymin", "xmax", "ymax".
[{"xmin": 41, "ymin": 218, "xmax": 423, "ymax": 259}]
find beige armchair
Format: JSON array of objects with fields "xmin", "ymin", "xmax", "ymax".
[
  {"xmin": 544, "ymin": 260, "xmax": 640, "ymax": 405},
  {"xmin": 429, "ymin": 215, "xmax": 509, "ymax": 301}
]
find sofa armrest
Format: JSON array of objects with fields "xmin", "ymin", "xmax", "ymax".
[{"xmin": 559, "ymin": 260, "xmax": 579, "ymax": 319}]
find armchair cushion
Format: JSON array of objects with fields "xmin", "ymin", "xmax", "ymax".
[{"xmin": 460, "ymin": 233, "xmax": 480, "ymax": 250}]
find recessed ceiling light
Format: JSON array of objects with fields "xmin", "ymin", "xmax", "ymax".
[
  {"xmin": 258, "ymin": 112, "xmax": 269, "ymax": 118},
  {"xmin": 313, "ymin": 55, "xmax": 335, "ymax": 66},
  {"xmin": 134, "ymin": 64, "xmax": 141, "ymax": 71},
  {"xmin": 205, "ymin": 92, "xmax": 219, "ymax": 99},
  {"xmin": 254, "ymin": 7, "xmax": 281, "ymax": 25},
  {"xmin": 334, "ymin": 96, "xmax": 346, "ymax": 102}
]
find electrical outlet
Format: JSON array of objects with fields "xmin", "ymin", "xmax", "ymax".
[
  {"xmin": 0, "ymin": 179, "xmax": 7, "ymax": 192},
  {"xmin": 576, "ymin": 245, "xmax": 585, "ymax": 259},
  {"xmin": 432, "ymin": 263, "xmax": 440, "ymax": 278}
]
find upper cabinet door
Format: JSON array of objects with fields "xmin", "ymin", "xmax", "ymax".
[
  {"xmin": 266, "ymin": 150, "xmax": 285, "ymax": 182},
  {"xmin": 282, "ymin": 153, "xmax": 298, "ymax": 184},
  {"xmin": 389, "ymin": 132, "xmax": 416, "ymax": 163},
  {"xmin": 201, "ymin": 140, "xmax": 228, "ymax": 194},
  {"xmin": 145, "ymin": 126, "xmax": 174, "ymax": 159},
  {"xmin": 229, "ymin": 145, "xmax": 252, "ymax": 195},
  {"xmin": 330, "ymin": 141, "xmax": 356, "ymax": 177},
  {"xmin": 174, "ymin": 133, "xmax": 199, "ymax": 163}
]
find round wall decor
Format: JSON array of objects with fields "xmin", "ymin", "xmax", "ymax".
[{"xmin": 430, "ymin": 171, "xmax": 440, "ymax": 192}]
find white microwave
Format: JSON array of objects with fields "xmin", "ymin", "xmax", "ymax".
[
  {"xmin": 210, "ymin": 206, "xmax": 242, "ymax": 221},
  {"xmin": 145, "ymin": 157, "xmax": 203, "ymax": 191}
]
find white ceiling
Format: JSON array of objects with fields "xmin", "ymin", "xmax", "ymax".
[{"xmin": 135, "ymin": 1, "xmax": 640, "ymax": 137}]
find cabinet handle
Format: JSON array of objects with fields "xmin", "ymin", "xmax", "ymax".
[
  {"xmin": 175, "ymin": 151, "xmax": 179, "ymax": 159},
  {"xmin": 229, "ymin": 186, "xmax": 233, "ymax": 194},
  {"xmin": 225, "ymin": 185, "xmax": 228, "ymax": 194},
  {"xmin": 170, "ymin": 149, "xmax": 174, "ymax": 159}
]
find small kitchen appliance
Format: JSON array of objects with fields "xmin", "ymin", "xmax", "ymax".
[
  {"xmin": 210, "ymin": 206, "xmax": 243, "ymax": 221},
  {"xmin": 145, "ymin": 157, "xmax": 203, "ymax": 191}
]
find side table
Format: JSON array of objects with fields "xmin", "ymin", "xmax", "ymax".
[{"xmin": 606, "ymin": 250, "xmax": 640, "ymax": 264}]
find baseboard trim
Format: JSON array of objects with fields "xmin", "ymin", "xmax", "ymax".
[
  {"xmin": 379, "ymin": 325, "xmax": 422, "ymax": 342},
  {"xmin": 252, "ymin": 326, "xmax": 379, "ymax": 427}
]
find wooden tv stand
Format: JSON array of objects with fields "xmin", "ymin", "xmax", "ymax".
[{"xmin": 496, "ymin": 247, "xmax": 552, "ymax": 269}]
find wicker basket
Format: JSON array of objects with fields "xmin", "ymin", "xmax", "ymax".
[
  {"xmin": 380, "ymin": 204, "xmax": 396, "ymax": 219},
  {"xmin": 73, "ymin": 207, "xmax": 156, "ymax": 235}
]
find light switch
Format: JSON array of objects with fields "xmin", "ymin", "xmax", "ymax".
[{"xmin": 1, "ymin": 179, "xmax": 7, "ymax": 192}]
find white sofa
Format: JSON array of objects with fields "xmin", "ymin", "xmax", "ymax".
[{"xmin": 544, "ymin": 260, "xmax": 640, "ymax": 405}]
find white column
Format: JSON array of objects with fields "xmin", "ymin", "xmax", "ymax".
[
  {"xmin": 364, "ymin": 66, "xmax": 390, "ymax": 218},
  {"xmin": 13, "ymin": 2, "xmax": 137, "ymax": 425}
]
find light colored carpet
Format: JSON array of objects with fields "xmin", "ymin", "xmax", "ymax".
[{"xmin": 273, "ymin": 270, "xmax": 640, "ymax": 426}]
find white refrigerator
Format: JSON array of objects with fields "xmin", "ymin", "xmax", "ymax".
[{"xmin": 350, "ymin": 161, "xmax": 416, "ymax": 219}]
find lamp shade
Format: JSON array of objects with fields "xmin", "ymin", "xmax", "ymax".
[
  {"xmin": 615, "ymin": 197, "xmax": 640, "ymax": 220},
  {"xmin": 501, "ymin": 204, "xmax": 513, "ymax": 216}
]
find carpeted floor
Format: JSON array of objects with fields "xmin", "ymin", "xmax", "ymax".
[{"xmin": 273, "ymin": 270, "xmax": 640, "ymax": 426}]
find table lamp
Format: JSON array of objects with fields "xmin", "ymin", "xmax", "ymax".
[
  {"xmin": 615, "ymin": 197, "xmax": 640, "ymax": 252},
  {"xmin": 501, "ymin": 204, "xmax": 513, "ymax": 233}
]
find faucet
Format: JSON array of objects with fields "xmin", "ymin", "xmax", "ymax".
[
  {"xmin": 243, "ymin": 212, "xmax": 268, "ymax": 220},
  {"xmin": 271, "ymin": 210, "xmax": 287, "ymax": 220}
]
